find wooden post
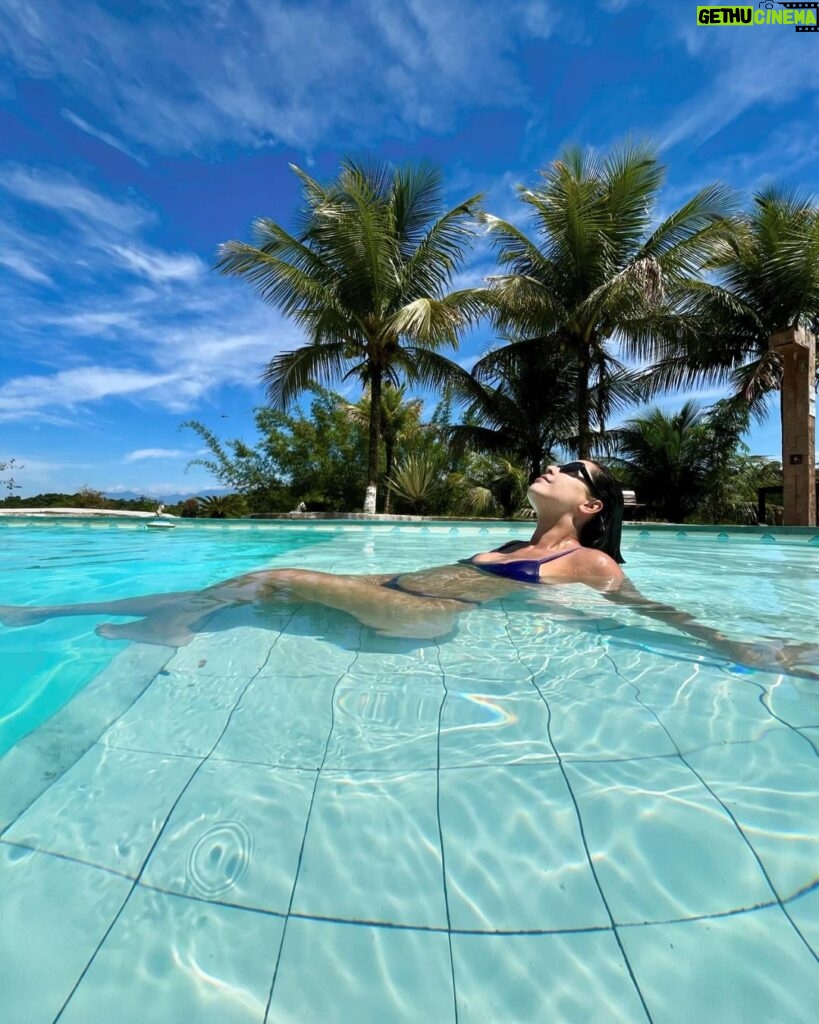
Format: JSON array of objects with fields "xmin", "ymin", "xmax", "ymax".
[{"xmin": 769, "ymin": 326, "xmax": 816, "ymax": 526}]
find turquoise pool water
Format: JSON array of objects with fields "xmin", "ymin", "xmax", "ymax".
[{"xmin": 0, "ymin": 518, "xmax": 818, "ymax": 1023}]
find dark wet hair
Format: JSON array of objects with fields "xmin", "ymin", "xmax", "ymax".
[{"xmin": 578, "ymin": 462, "xmax": 625, "ymax": 564}]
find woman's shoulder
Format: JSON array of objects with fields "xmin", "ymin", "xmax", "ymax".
[{"xmin": 570, "ymin": 547, "xmax": 625, "ymax": 588}]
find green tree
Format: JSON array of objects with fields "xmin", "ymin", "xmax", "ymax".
[
  {"xmin": 691, "ymin": 401, "xmax": 782, "ymax": 523},
  {"xmin": 76, "ymin": 486, "xmax": 107, "ymax": 508},
  {"xmin": 217, "ymin": 159, "xmax": 487, "ymax": 513},
  {"xmin": 441, "ymin": 341, "xmax": 573, "ymax": 481},
  {"xmin": 179, "ymin": 498, "xmax": 199, "ymax": 518},
  {"xmin": 180, "ymin": 417, "xmax": 287, "ymax": 511},
  {"xmin": 345, "ymin": 383, "xmax": 423, "ymax": 513},
  {"xmin": 483, "ymin": 143, "xmax": 733, "ymax": 458},
  {"xmin": 0, "ymin": 458, "xmax": 22, "ymax": 494},
  {"xmin": 182, "ymin": 387, "xmax": 369, "ymax": 512},
  {"xmin": 697, "ymin": 454, "xmax": 782, "ymax": 525}
]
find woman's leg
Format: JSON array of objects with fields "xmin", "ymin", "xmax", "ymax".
[
  {"xmin": 260, "ymin": 568, "xmax": 471, "ymax": 638},
  {"xmin": 0, "ymin": 569, "xmax": 279, "ymax": 629},
  {"xmin": 0, "ymin": 591, "xmax": 199, "ymax": 627},
  {"xmin": 0, "ymin": 567, "xmax": 473, "ymax": 645}
]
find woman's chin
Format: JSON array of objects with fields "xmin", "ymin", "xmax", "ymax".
[{"xmin": 524, "ymin": 491, "xmax": 541, "ymax": 513}]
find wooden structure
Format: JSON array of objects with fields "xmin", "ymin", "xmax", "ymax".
[{"xmin": 769, "ymin": 326, "xmax": 817, "ymax": 526}]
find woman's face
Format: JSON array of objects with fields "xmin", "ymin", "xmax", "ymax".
[{"xmin": 527, "ymin": 461, "xmax": 599, "ymax": 513}]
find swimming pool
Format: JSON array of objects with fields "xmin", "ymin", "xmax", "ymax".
[{"xmin": 1, "ymin": 518, "xmax": 818, "ymax": 1022}]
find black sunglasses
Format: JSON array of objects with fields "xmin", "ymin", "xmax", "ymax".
[{"xmin": 558, "ymin": 461, "xmax": 598, "ymax": 494}]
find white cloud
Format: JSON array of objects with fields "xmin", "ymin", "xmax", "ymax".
[
  {"xmin": 0, "ymin": 161, "xmax": 300, "ymax": 423},
  {"xmin": 456, "ymin": 354, "xmax": 480, "ymax": 372},
  {"xmin": 450, "ymin": 259, "xmax": 499, "ymax": 291},
  {"xmin": 0, "ymin": 164, "xmax": 153, "ymax": 232},
  {"xmin": 0, "ymin": 249, "xmax": 51, "ymax": 284},
  {"xmin": 0, "ymin": 366, "xmax": 177, "ymax": 421},
  {"xmin": 107, "ymin": 245, "xmax": 205, "ymax": 283},
  {"xmin": 2, "ymin": 455, "xmax": 92, "ymax": 474},
  {"xmin": 0, "ymin": 167, "xmax": 207, "ymax": 315},
  {"xmin": 660, "ymin": 23, "xmax": 819, "ymax": 151},
  {"xmin": 61, "ymin": 108, "xmax": 148, "ymax": 166},
  {"xmin": 0, "ymin": 0, "xmax": 576, "ymax": 154},
  {"xmin": 124, "ymin": 448, "xmax": 189, "ymax": 462},
  {"xmin": 597, "ymin": 0, "xmax": 638, "ymax": 11},
  {"xmin": 0, "ymin": 296, "xmax": 299, "ymax": 421},
  {"xmin": 34, "ymin": 309, "xmax": 144, "ymax": 337}
]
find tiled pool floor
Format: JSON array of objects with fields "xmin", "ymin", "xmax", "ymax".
[{"xmin": 1, "ymin": 600, "xmax": 818, "ymax": 1023}]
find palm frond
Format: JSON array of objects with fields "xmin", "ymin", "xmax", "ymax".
[
  {"xmin": 260, "ymin": 341, "xmax": 352, "ymax": 409},
  {"xmin": 397, "ymin": 193, "xmax": 483, "ymax": 296}
]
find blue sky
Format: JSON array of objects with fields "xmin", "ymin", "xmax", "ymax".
[{"xmin": 1, "ymin": 0, "xmax": 818, "ymax": 498}]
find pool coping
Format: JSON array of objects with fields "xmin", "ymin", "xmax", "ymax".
[{"xmin": 2, "ymin": 511, "xmax": 818, "ymax": 539}]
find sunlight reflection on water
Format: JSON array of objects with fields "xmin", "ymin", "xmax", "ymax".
[{"xmin": 2, "ymin": 524, "xmax": 818, "ymax": 1021}]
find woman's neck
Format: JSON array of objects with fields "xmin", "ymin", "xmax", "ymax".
[{"xmin": 529, "ymin": 514, "xmax": 581, "ymax": 549}]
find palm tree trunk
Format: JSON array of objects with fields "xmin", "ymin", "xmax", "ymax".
[
  {"xmin": 577, "ymin": 346, "xmax": 591, "ymax": 459},
  {"xmin": 384, "ymin": 434, "xmax": 394, "ymax": 514},
  {"xmin": 364, "ymin": 364, "xmax": 382, "ymax": 514}
]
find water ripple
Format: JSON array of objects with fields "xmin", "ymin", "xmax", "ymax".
[{"xmin": 185, "ymin": 820, "xmax": 254, "ymax": 899}]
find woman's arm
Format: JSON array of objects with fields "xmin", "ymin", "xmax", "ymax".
[{"xmin": 602, "ymin": 578, "xmax": 819, "ymax": 681}]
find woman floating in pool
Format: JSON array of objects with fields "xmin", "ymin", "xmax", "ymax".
[{"xmin": 1, "ymin": 461, "xmax": 817, "ymax": 679}]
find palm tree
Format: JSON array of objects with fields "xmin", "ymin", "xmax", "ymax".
[
  {"xmin": 345, "ymin": 384, "xmax": 423, "ymax": 513},
  {"xmin": 611, "ymin": 400, "xmax": 782, "ymax": 524},
  {"xmin": 451, "ymin": 455, "xmax": 530, "ymax": 519},
  {"xmin": 482, "ymin": 143, "xmax": 733, "ymax": 458},
  {"xmin": 608, "ymin": 401, "xmax": 710, "ymax": 522},
  {"xmin": 444, "ymin": 337, "xmax": 642, "ymax": 480},
  {"xmin": 442, "ymin": 339, "xmax": 575, "ymax": 480},
  {"xmin": 217, "ymin": 159, "xmax": 487, "ymax": 513},
  {"xmin": 647, "ymin": 186, "xmax": 819, "ymax": 409},
  {"xmin": 197, "ymin": 494, "xmax": 248, "ymax": 518},
  {"xmin": 644, "ymin": 186, "xmax": 819, "ymax": 524}
]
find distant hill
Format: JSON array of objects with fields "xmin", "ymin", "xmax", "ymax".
[
  {"xmin": 1, "ymin": 487, "xmax": 234, "ymax": 508},
  {"xmin": 104, "ymin": 488, "xmax": 232, "ymax": 503}
]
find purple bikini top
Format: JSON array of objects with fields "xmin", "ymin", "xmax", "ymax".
[{"xmin": 462, "ymin": 542, "xmax": 580, "ymax": 584}]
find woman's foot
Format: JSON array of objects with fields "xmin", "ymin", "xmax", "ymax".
[
  {"xmin": 0, "ymin": 605, "xmax": 49, "ymax": 627},
  {"xmin": 95, "ymin": 619, "xmax": 194, "ymax": 647}
]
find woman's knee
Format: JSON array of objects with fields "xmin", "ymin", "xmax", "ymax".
[
  {"xmin": 261, "ymin": 567, "xmax": 334, "ymax": 589},
  {"xmin": 258, "ymin": 567, "xmax": 313, "ymax": 583}
]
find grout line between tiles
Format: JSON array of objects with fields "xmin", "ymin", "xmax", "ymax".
[
  {"xmin": 506, "ymin": 620, "xmax": 655, "ymax": 1024},
  {"xmin": 604, "ymin": 651, "xmax": 819, "ymax": 967},
  {"xmin": 433, "ymin": 638, "xmax": 459, "ymax": 1024},
  {"xmin": 0, "ymin": 837, "xmax": 136, "ymax": 883},
  {"xmin": 95, "ymin": 743, "xmax": 203, "ymax": 761},
  {"xmin": 261, "ymin": 625, "xmax": 363, "ymax": 1023},
  {"xmin": 2, "ymin": 831, "xmax": 791, "ymax": 942},
  {"xmin": 50, "ymin": 612, "xmax": 299, "ymax": 1023}
]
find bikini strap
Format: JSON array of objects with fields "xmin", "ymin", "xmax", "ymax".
[{"xmin": 535, "ymin": 547, "xmax": 581, "ymax": 565}]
